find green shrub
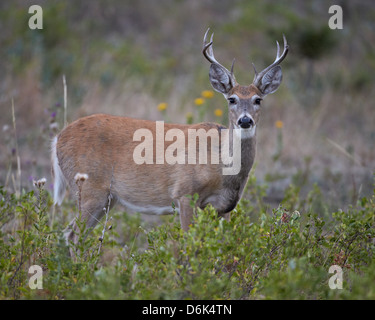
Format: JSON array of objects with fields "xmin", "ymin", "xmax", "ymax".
[{"xmin": 0, "ymin": 173, "xmax": 374, "ymax": 299}]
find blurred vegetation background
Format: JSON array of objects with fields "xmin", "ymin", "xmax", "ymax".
[{"xmin": 0, "ymin": 0, "xmax": 374, "ymax": 211}]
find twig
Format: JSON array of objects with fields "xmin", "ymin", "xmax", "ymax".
[
  {"xmin": 63, "ymin": 74, "xmax": 67, "ymax": 128},
  {"xmin": 97, "ymin": 166, "xmax": 115, "ymax": 255},
  {"xmin": 74, "ymin": 173, "xmax": 88, "ymax": 213},
  {"xmin": 326, "ymin": 138, "xmax": 361, "ymax": 166},
  {"xmin": 98, "ymin": 193, "xmax": 112, "ymax": 255},
  {"xmin": 8, "ymin": 210, "xmax": 28, "ymax": 298},
  {"xmin": 11, "ymin": 99, "xmax": 21, "ymax": 197}
]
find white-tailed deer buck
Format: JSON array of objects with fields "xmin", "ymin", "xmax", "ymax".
[{"xmin": 52, "ymin": 29, "xmax": 288, "ymax": 249}]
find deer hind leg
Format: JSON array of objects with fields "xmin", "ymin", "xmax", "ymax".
[{"xmin": 64, "ymin": 189, "xmax": 115, "ymax": 256}]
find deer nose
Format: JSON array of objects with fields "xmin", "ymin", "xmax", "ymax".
[{"xmin": 237, "ymin": 116, "xmax": 254, "ymax": 129}]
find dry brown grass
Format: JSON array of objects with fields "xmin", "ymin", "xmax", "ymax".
[{"xmin": 0, "ymin": 1, "xmax": 374, "ymax": 211}]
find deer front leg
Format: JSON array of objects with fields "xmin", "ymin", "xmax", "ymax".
[
  {"xmin": 220, "ymin": 212, "xmax": 231, "ymax": 222},
  {"xmin": 178, "ymin": 196, "xmax": 195, "ymax": 231}
]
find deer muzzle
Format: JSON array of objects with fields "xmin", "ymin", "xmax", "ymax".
[{"xmin": 237, "ymin": 115, "xmax": 254, "ymax": 129}]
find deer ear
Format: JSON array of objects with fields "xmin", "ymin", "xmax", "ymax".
[
  {"xmin": 259, "ymin": 66, "xmax": 283, "ymax": 96},
  {"xmin": 209, "ymin": 64, "xmax": 233, "ymax": 94}
]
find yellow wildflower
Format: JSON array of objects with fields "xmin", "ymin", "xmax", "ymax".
[
  {"xmin": 201, "ymin": 90, "xmax": 214, "ymax": 99},
  {"xmin": 214, "ymin": 109, "xmax": 223, "ymax": 117},
  {"xmin": 157, "ymin": 102, "xmax": 168, "ymax": 111},
  {"xmin": 275, "ymin": 120, "xmax": 284, "ymax": 129},
  {"xmin": 194, "ymin": 98, "xmax": 205, "ymax": 106}
]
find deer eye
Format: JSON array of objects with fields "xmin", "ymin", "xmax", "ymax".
[
  {"xmin": 228, "ymin": 97, "xmax": 236, "ymax": 104},
  {"xmin": 255, "ymin": 98, "xmax": 262, "ymax": 105}
]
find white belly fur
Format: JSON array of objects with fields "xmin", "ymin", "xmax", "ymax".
[{"xmin": 117, "ymin": 196, "xmax": 178, "ymax": 215}]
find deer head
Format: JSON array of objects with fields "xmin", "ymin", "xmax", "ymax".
[{"xmin": 203, "ymin": 28, "xmax": 289, "ymax": 138}]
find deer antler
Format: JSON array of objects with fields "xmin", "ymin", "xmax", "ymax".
[
  {"xmin": 252, "ymin": 35, "xmax": 289, "ymax": 88},
  {"xmin": 203, "ymin": 28, "xmax": 236, "ymax": 86}
]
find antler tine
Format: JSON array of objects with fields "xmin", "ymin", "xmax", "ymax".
[
  {"xmin": 203, "ymin": 28, "xmax": 211, "ymax": 48},
  {"xmin": 279, "ymin": 35, "xmax": 288, "ymax": 61},
  {"xmin": 203, "ymin": 28, "xmax": 219, "ymax": 65},
  {"xmin": 230, "ymin": 58, "xmax": 236, "ymax": 77},
  {"xmin": 275, "ymin": 41, "xmax": 280, "ymax": 61},
  {"xmin": 252, "ymin": 63, "xmax": 258, "ymax": 76},
  {"xmin": 253, "ymin": 35, "xmax": 289, "ymax": 87},
  {"xmin": 207, "ymin": 33, "xmax": 215, "ymax": 61}
]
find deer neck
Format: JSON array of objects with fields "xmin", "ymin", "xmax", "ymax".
[{"xmin": 223, "ymin": 125, "xmax": 257, "ymax": 193}]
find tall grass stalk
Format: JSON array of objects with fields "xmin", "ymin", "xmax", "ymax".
[
  {"xmin": 63, "ymin": 74, "xmax": 67, "ymax": 128},
  {"xmin": 11, "ymin": 98, "xmax": 21, "ymax": 198}
]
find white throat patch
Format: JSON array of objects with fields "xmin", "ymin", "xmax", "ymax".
[{"xmin": 234, "ymin": 125, "xmax": 256, "ymax": 139}]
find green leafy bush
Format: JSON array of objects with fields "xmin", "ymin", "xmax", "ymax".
[{"xmin": 1, "ymin": 173, "xmax": 374, "ymax": 300}]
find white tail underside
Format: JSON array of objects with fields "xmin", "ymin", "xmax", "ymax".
[{"xmin": 51, "ymin": 136, "xmax": 66, "ymax": 205}]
